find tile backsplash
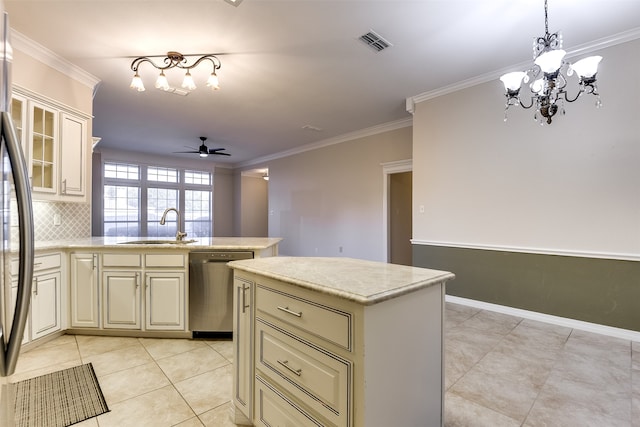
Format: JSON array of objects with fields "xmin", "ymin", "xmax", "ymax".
[{"xmin": 11, "ymin": 200, "xmax": 92, "ymax": 242}]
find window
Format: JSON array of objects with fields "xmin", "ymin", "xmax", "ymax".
[{"xmin": 102, "ymin": 162, "xmax": 212, "ymax": 237}]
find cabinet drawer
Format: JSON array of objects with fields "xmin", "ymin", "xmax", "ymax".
[
  {"xmin": 255, "ymin": 375, "xmax": 324, "ymax": 427},
  {"xmin": 256, "ymin": 320, "xmax": 350, "ymax": 427},
  {"xmin": 255, "ymin": 285, "xmax": 351, "ymax": 350},
  {"xmin": 103, "ymin": 253, "xmax": 142, "ymax": 267},
  {"xmin": 12, "ymin": 252, "xmax": 61, "ymax": 275},
  {"xmin": 145, "ymin": 253, "xmax": 185, "ymax": 268}
]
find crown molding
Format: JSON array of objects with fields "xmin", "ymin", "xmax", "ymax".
[
  {"xmin": 406, "ymin": 27, "xmax": 640, "ymax": 112},
  {"xmin": 236, "ymin": 116, "xmax": 413, "ymax": 169},
  {"xmin": 11, "ymin": 29, "xmax": 100, "ymax": 89}
]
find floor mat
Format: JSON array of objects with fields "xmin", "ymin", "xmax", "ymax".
[{"xmin": 13, "ymin": 363, "xmax": 109, "ymax": 427}]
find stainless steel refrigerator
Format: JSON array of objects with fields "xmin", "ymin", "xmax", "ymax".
[{"xmin": 0, "ymin": 5, "xmax": 35, "ymax": 426}]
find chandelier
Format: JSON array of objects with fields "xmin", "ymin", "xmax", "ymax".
[
  {"xmin": 499, "ymin": 0, "xmax": 602, "ymax": 125},
  {"xmin": 129, "ymin": 51, "xmax": 221, "ymax": 92}
]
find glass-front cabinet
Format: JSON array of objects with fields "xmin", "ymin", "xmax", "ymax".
[{"xmin": 29, "ymin": 103, "xmax": 57, "ymax": 193}]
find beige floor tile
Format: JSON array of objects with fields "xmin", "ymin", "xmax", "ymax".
[
  {"xmin": 199, "ymin": 402, "xmax": 239, "ymax": 427},
  {"xmin": 139, "ymin": 337, "xmax": 208, "ymax": 360},
  {"xmin": 205, "ymin": 339, "xmax": 234, "ymax": 362},
  {"xmin": 96, "ymin": 385, "xmax": 195, "ymax": 427},
  {"xmin": 461, "ymin": 310, "xmax": 523, "ymax": 335},
  {"xmin": 632, "ymin": 341, "xmax": 640, "ymax": 371},
  {"xmin": 525, "ymin": 378, "xmax": 631, "ymax": 427},
  {"xmin": 175, "ymin": 365, "xmax": 233, "ymax": 415},
  {"xmin": 175, "ymin": 416, "xmax": 205, "ymax": 426},
  {"xmin": 553, "ymin": 349, "xmax": 632, "ymax": 393},
  {"xmin": 75, "ymin": 335, "xmax": 140, "ymax": 358},
  {"xmin": 450, "ymin": 364, "xmax": 539, "ymax": 422},
  {"xmin": 73, "ymin": 417, "xmax": 99, "ymax": 426},
  {"xmin": 445, "ymin": 392, "xmax": 520, "ymax": 427},
  {"xmin": 157, "ymin": 346, "xmax": 230, "ymax": 383},
  {"xmin": 472, "ymin": 348, "xmax": 553, "ymax": 390},
  {"xmin": 83, "ymin": 342, "xmax": 153, "ymax": 377},
  {"xmin": 10, "ymin": 359, "xmax": 82, "ymax": 383},
  {"xmin": 99, "ymin": 361, "xmax": 171, "ymax": 405},
  {"xmin": 15, "ymin": 340, "xmax": 81, "ymax": 374},
  {"xmin": 632, "ymin": 370, "xmax": 640, "ymax": 427},
  {"xmin": 538, "ymin": 372, "xmax": 632, "ymax": 424}
]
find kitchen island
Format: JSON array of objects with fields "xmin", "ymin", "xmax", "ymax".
[{"xmin": 228, "ymin": 256, "xmax": 455, "ymax": 427}]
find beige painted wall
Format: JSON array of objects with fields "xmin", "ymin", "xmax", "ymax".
[
  {"xmin": 237, "ymin": 175, "xmax": 268, "ymax": 237},
  {"xmin": 413, "ymin": 38, "xmax": 640, "ymax": 258},
  {"xmin": 13, "ymin": 49, "xmax": 94, "ymax": 114},
  {"xmin": 264, "ymin": 126, "xmax": 412, "ymax": 260}
]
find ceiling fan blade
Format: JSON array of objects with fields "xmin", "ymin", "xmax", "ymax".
[
  {"xmin": 173, "ymin": 150, "xmax": 199, "ymax": 154},
  {"xmin": 210, "ymin": 152, "xmax": 231, "ymax": 156}
]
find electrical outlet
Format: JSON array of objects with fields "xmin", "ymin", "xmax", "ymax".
[{"xmin": 53, "ymin": 213, "xmax": 61, "ymax": 226}]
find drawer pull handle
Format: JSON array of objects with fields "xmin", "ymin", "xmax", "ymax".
[
  {"xmin": 277, "ymin": 306, "xmax": 302, "ymax": 317},
  {"xmin": 277, "ymin": 359, "xmax": 302, "ymax": 376}
]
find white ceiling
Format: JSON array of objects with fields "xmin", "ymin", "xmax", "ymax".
[{"xmin": 5, "ymin": 0, "xmax": 640, "ymax": 166}]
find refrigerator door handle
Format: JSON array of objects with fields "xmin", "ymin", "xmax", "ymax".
[{"xmin": 0, "ymin": 111, "xmax": 35, "ymax": 377}]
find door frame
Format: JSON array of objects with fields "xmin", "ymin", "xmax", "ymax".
[{"xmin": 381, "ymin": 159, "xmax": 412, "ymax": 262}]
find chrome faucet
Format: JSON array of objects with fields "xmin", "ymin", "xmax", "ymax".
[{"xmin": 160, "ymin": 207, "xmax": 187, "ymax": 241}]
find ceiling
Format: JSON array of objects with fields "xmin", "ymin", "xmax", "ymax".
[{"xmin": 5, "ymin": 0, "xmax": 640, "ymax": 167}]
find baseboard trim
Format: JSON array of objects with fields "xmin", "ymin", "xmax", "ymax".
[{"xmin": 446, "ymin": 295, "xmax": 640, "ymax": 342}]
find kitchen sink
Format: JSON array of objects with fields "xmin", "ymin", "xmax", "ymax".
[{"xmin": 119, "ymin": 239, "xmax": 198, "ymax": 245}]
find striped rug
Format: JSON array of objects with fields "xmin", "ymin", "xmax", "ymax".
[{"xmin": 13, "ymin": 363, "xmax": 109, "ymax": 427}]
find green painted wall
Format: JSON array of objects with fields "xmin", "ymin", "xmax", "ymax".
[{"xmin": 413, "ymin": 244, "xmax": 640, "ymax": 332}]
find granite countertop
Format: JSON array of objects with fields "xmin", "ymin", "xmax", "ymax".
[
  {"xmin": 228, "ymin": 256, "xmax": 455, "ymax": 305},
  {"xmin": 32, "ymin": 237, "xmax": 282, "ymax": 251}
]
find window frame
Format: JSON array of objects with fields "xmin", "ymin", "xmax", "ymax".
[{"xmin": 101, "ymin": 160, "xmax": 213, "ymax": 237}]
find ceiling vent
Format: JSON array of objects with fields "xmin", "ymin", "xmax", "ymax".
[{"xmin": 358, "ymin": 30, "xmax": 392, "ymax": 52}]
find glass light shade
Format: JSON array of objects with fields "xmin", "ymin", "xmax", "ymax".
[
  {"xmin": 570, "ymin": 56, "xmax": 602, "ymax": 78},
  {"xmin": 199, "ymin": 152, "xmax": 208, "ymax": 158},
  {"xmin": 181, "ymin": 71, "xmax": 196, "ymax": 90},
  {"xmin": 129, "ymin": 73, "xmax": 145, "ymax": 91},
  {"xmin": 155, "ymin": 72, "xmax": 170, "ymax": 91},
  {"xmin": 206, "ymin": 72, "xmax": 219, "ymax": 90},
  {"xmin": 500, "ymin": 72, "xmax": 527, "ymax": 91},
  {"xmin": 534, "ymin": 49, "xmax": 566, "ymax": 73},
  {"xmin": 530, "ymin": 78, "xmax": 544, "ymax": 94}
]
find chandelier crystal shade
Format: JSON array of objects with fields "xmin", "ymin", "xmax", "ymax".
[
  {"xmin": 500, "ymin": 0, "xmax": 602, "ymax": 125},
  {"xmin": 129, "ymin": 51, "xmax": 221, "ymax": 92}
]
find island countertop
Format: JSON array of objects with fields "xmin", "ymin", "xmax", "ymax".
[
  {"xmin": 228, "ymin": 256, "xmax": 454, "ymax": 305},
  {"xmin": 31, "ymin": 237, "xmax": 282, "ymax": 251}
]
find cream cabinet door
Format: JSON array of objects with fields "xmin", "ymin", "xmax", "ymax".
[
  {"xmin": 103, "ymin": 271, "xmax": 141, "ymax": 329},
  {"xmin": 30, "ymin": 271, "xmax": 61, "ymax": 340},
  {"xmin": 28, "ymin": 101, "xmax": 58, "ymax": 194},
  {"xmin": 10, "ymin": 281, "xmax": 30, "ymax": 345},
  {"xmin": 233, "ymin": 277, "xmax": 253, "ymax": 423},
  {"xmin": 59, "ymin": 113, "xmax": 87, "ymax": 197},
  {"xmin": 145, "ymin": 272, "xmax": 184, "ymax": 330},
  {"xmin": 70, "ymin": 253, "xmax": 99, "ymax": 328}
]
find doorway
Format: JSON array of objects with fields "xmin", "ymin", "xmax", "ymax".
[{"xmin": 382, "ymin": 160, "xmax": 412, "ymax": 265}]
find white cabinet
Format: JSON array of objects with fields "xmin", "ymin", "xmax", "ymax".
[
  {"xmin": 232, "ymin": 277, "xmax": 254, "ymax": 424},
  {"xmin": 31, "ymin": 270, "xmax": 62, "ymax": 339},
  {"xmin": 145, "ymin": 271, "xmax": 185, "ymax": 330},
  {"xmin": 69, "ymin": 253, "xmax": 99, "ymax": 328},
  {"xmin": 102, "ymin": 253, "xmax": 142, "ymax": 330},
  {"xmin": 12, "ymin": 87, "xmax": 91, "ymax": 202},
  {"xmin": 103, "ymin": 270, "xmax": 141, "ymax": 329},
  {"xmin": 28, "ymin": 101, "xmax": 57, "ymax": 194},
  {"xmin": 69, "ymin": 251, "xmax": 188, "ymax": 332},
  {"xmin": 9, "ymin": 252, "xmax": 63, "ymax": 343},
  {"xmin": 59, "ymin": 113, "xmax": 87, "ymax": 196}
]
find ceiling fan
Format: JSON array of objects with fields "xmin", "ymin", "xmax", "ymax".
[{"xmin": 175, "ymin": 136, "xmax": 231, "ymax": 158}]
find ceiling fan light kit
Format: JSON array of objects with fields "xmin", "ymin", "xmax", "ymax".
[
  {"xmin": 499, "ymin": 0, "xmax": 603, "ymax": 125},
  {"xmin": 174, "ymin": 137, "xmax": 230, "ymax": 158},
  {"xmin": 130, "ymin": 51, "xmax": 221, "ymax": 93}
]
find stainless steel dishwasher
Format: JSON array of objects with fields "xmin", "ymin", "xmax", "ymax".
[{"xmin": 189, "ymin": 250, "xmax": 253, "ymax": 338}]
